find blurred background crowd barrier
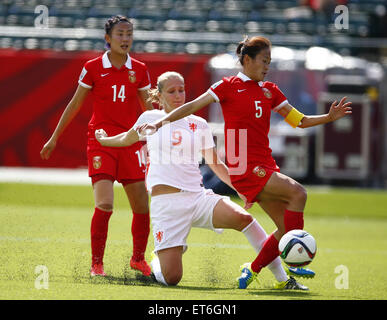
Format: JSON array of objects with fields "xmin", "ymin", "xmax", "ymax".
[{"xmin": 0, "ymin": 0, "xmax": 386, "ymax": 189}]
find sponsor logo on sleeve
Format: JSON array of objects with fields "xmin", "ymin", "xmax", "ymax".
[
  {"xmin": 210, "ymin": 80, "xmax": 223, "ymax": 90},
  {"xmin": 79, "ymin": 67, "xmax": 87, "ymax": 81}
]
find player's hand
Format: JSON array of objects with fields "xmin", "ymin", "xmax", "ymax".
[
  {"xmin": 136, "ymin": 123, "xmax": 157, "ymax": 136},
  {"xmin": 95, "ymin": 129, "xmax": 107, "ymax": 141},
  {"xmin": 328, "ymin": 97, "xmax": 352, "ymax": 121},
  {"xmin": 40, "ymin": 139, "xmax": 56, "ymax": 160},
  {"xmin": 237, "ymin": 192, "xmax": 253, "ymax": 210}
]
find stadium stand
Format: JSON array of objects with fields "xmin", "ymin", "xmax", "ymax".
[{"xmin": 0, "ymin": 0, "xmax": 386, "ymax": 58}]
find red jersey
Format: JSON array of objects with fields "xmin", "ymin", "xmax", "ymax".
[
  {"xmin": 208, "ymin": 72, "xmax": 288, "ymax": 172},
  {"xmin": 78, "ymin": 51, "xmax": 151, "ymax": 140}
]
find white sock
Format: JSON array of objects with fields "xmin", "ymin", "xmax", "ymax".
[
  {"xmin": 267, "ymin": 257, "xmax": 288, "ymax": 282},
  {"xmin": 241, "ymin": 218, "xmax": 267, "ymax": 253},
  {"xmin": 242, "ymin": 219, "xmax": 288, "ymax": 282},
  {"xmin": 150, "ymin": 254, "xmax": 168, "ymax": 286}
]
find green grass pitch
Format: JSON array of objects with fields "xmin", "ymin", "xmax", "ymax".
[{"xmin": 0, "ymin": 183, "xmax": 386, "ymax": 300}]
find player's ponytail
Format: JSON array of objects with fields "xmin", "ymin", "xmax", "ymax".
[
  {"xmin": 236, "ymin": 36, "xmax": 271, "ymax": 65},
  {"xmin": 236, "ymin": 35, "xmax": 249, "ymax": 58},
  {"xmin": 147, "ymin": 88, "xmax": 160, "ymax": 105}
]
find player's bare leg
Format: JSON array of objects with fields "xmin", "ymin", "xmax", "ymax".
[
  {"xmin": 212, "ymin": 198, "xmax": 253, "ymax": 231},
  {"xmin": 258, "ymin": 197, "xmax": 314, "ymax": 280},
  {"xmin": 258, "ymin": 197, "xmax": 288, "ymax": 240},
  {"xmin": 124, "ymin": 181, "xmax": 151, "ymax": 276},
  {"xmin": 151, "ymin": 246, "xmax": 184, "ymax": 285},
  {"xmin": 257, "ymin": 171, "xmax": 307, "ymax": 239},
  {"xmin": 254, "ymin": 172, "xmax": 307, "ymax": 274},
  {"xmin": 90, "ymin": 179, "xmax": 114, "ymax": 276},
  {"xmin": 238, "ymin": 172, "xmax": 312, "ymax": 288},
  {"xmin": 211, "ymin": 198, "xmax": 288, "ymax": 287}
]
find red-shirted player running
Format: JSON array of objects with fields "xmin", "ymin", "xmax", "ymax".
[
  {"xmin": 40, "ymin": 16, "xmax": 153, "ymax": 277},
  {"xmin": 138, "ymin": 36, "xmax": 352, "ymax": 289}
]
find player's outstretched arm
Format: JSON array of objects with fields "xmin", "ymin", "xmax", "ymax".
[
  {"xmin": 278, "ymin": 96, "xmax": 352, "ymax": 129},
  {"xmin": 95, "ymin": 128, "xmax": 139, "ymax": 147},
  {"xmin": 40, "ymin": 85, "xmax": 90, "ymax": 160},
  {"xmin": 202, "ymin": 147, "xmax": 253, "ymax": 209},
  {"xmin": 138, "ymin": 92, "xmax": 215, "ymax": 136},
  {"xmin": 299, "ymin": 96, "xmax": 352, "ymax": 128}
]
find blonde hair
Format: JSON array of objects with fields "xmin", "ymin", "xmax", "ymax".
[{"xmin": 148, "ymin": 71, "xmax": 184, "ymax": 105}]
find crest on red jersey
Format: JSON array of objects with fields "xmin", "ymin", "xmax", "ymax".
[
  {"xmin": 155, "ymin": 230, "xmax": 164, "ymax": 243},
  {"xmin": 128, "ymin": 70, "xmax": 136, "ymax": 83},
  {"xmin": 189, "ymin": 123, "xmax": 197, "ymax": 132},
  {"xmin": 93, "ymin": 156, "xmax": 102, "ymax": 169},
  {"xmin": 262, "ymin": 88, "xmax": 272, "ymax": 99},
  {"xmin": 253, "ymin": 166, "xmax": 266, "ymax": 178}
]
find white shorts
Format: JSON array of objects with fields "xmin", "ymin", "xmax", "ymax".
[{"xmin": 150, "ymin": 188, "xmax": 228, "ymax": 253}]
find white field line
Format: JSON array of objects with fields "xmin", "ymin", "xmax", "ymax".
[
  {"xmin": 0, "ymin": 167, "xmax": 333, "ymax": 192},
  {"xmin": 0, "ymin": 167, "xmax": 90, "ymax": 185},
  {"xmin": 2, "ymin": 167, "xmax": 381, "ymax": 195},
  {"xmin": 0, "ymin": 235, "xmax": 250, "ymax": 249},
  {"xmin": 1, "ymin": 236, "xmax": 387, "ymax": 255}
]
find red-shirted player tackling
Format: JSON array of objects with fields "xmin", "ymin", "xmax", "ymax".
[
  {"xmin": 41, "ymin": 16, "xmax": 154, "ymax": 277},
  {"xmin": 139, "ymin": 36, "xmax": 352, "ymax": 290}
]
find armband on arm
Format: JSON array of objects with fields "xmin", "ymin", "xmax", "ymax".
[{"xmin": 285, "ymin": 107, "xmax": 305, "ymax": 128}]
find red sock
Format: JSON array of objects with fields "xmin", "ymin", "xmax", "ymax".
[
  {"xmin": 131, "ymin": 212, "xmax": 150, "ymax": 261},
  {"xmin": 251, "ymin": 233, "xmax": 280, "ymax": 273},
  {"xmin": 90, "ymin": 207, "xmax": 112, "ymax": 266},
  {"xmin": 284, "ymin": 209, "xmax": 304, "ymax": 232}
]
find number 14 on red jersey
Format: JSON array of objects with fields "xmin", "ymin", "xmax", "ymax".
[{"xmin": 112, "ymin": 85, "xmax": 126, "ymax": 102}]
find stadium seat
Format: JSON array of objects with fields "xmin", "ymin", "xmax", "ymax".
[
  {"xmin": 39, "ymin": 38, "xmax": 54, "ymax": 50},
  {"xmin": 0, "ymin": 0, "xmax": 382, "ymax": 54}
]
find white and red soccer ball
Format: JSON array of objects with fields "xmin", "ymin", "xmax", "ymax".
[{"xmin": 279, "ymin": 229, "xmax": 317, "ymax": 267}]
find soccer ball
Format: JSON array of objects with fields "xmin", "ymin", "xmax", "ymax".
[{"xmin": 278, "ymin": 229, "xmax": 317, "ymax": 267}]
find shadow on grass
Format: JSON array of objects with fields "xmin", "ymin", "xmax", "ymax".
[
  {"xmin": 84, "ymin": 274, "xmax": 319, "ymax": 299},
  {"xmin": 72, "ymin": 265, "xmax": 320, "ymax": 299},
  {"xmin": 74, "ymin": 270, "xmax": 236, "ymax": 292},
  {"xmin": 89, "ymin": 275, "xmax": 236, "ymax": 292},
  {"xmin": 84, "ymin": 273, "xmax": 157, "ymax": 287},
  {"xmin": 246, "ymin": 288, "xmax": 320, "ymax": 299}
]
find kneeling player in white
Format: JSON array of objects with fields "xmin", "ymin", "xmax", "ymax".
[{"xmin": 95, "ymin": 71, "xmax": 305, "ymax": 288}]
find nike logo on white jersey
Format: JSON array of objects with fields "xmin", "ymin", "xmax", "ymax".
[
  {"xmin": 238, "ymin": 89, "xmax": 246, "ymax": 92},
  {"xmin": 101, "ymin": 73, "xmax": 109, "ymax": 77}
]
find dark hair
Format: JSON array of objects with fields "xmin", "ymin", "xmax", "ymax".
[
  {"xmin": 104, "ymin": 15, "xmax": 132, "ymax": 49},
  {"xmin": 105, "ymin": 15, "xmax": 132, "ymax": 35},
  {"xmin": 236, "ymin": 36, "xmax": 271, "ymax": 65}
]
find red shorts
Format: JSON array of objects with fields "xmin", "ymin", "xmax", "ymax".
[
  {"xmin": 231, "ymin": 164, "xmax": 280, "ymax": 203},
  {"xmin": 87, "ymin": 141, "xmax": 146, "ymax": 185}
]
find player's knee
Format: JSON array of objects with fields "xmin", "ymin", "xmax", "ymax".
[
  {"xmin": 164, "ymin": 271, "xmax": 182, "ymax": 286},
  {"xmin": 290, "ymin": 183, "xmax": 307, "ymax": 206},
  {"xmin": 130, "ymin": 197, "xmax": 149, "ymax": 213},
  {"xmin": 237, "ymin": 213, "xmax": 253, "ymax": 231},
  {"xmin": 132, "ymin": 203, "xmax": 149, "ymax": 214},
  {"xmin": 96, "ymin": 202, "xmax": 113, "ymax": 212}
]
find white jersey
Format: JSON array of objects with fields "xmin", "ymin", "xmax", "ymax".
[{"xmin": 134, "ymin": 109, "xmax": 215, "ymax": 192}]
